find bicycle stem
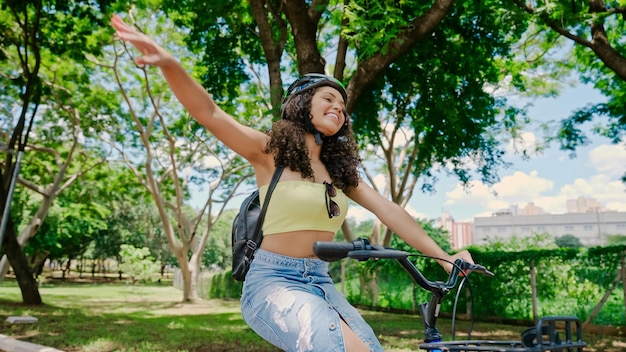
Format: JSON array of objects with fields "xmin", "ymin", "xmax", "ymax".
[{"xmin": 419, "ymin": 294, "xmax": 444, "ymax": 342}]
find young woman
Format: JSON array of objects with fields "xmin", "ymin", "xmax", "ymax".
[{"xmin": 111, "ymin": 14, "xmax": 475, "ymax": 352}]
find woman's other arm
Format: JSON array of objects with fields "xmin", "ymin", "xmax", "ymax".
[{"xmin": 348, "ymin": 181, "xmax": 474, "ymax": 273}]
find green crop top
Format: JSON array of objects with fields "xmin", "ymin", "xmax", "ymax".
[{"xmin": 259, "ymin": 180, "xmax": 349, "ymax": 235}]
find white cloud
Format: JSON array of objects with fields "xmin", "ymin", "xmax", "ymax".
[
  {"xmin": 445, "ymin": 171, "xmax": 554, "ymax": 209},
  {"xmin": 491, "ymin": 170, "xmax": 554, "ymax": 199},
  {"xmin": 441, "ymin": 143, "xmax": 626, "ymax": 220},
  {"xmin": 559, "ymin": 174, "xmax": 626, "ymax": 208},
  {"xmin": 587, "ymin": 143, "xmax": 626, "ymax": 178}
]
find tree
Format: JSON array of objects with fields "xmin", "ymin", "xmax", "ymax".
[
  {"xmin": 88, "ymin": 166, "xmax": 173, "ymax": 277},
  {"xmin": 165, "ymin": 0, "xmax": 506, "ymax": 114},
  {"xmin": 22, "ymin": 163, "xmax": 151, "ymax": 279},
  {"xmin": 355, "ymin": 219, "xmax": 453, "ymax": 308},
  {"xmin": 508, "ymin": 0, "xmax": 626, "ymax": 180},
  {"xmin": 510, "ymin": 0, "xmax": 626, "ymax": 80},
  {"xmin": 556, "ymin": 234, "xmax": 584, "ymax": 248},
  {"xmin": 99, "ymin": 9, "xmax": 258, "ymax": 302},
  {"xmin": 351, "ymin": 1, "xmax": 531, "ymax": 246},
  {"xmin": 0, "ymin": 0, "xmax": 118, "ymax": 304},
  {"xmin": 482, "ymin": 232, "xmax": 558, "ymax": 251},
  {"xmin": 25, "ymin": 178, "xmax": 110, "ymax": 279},
  {"xmin": 202, "ymin": 209, "xmax": 237, "ymax": 270},
  {"xmin": 118, "ymin": 244, "xmax": 160, "ymax": 284}
]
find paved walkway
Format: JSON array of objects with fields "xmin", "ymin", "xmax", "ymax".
[{"xmin": 0, "ymin": 335, "xmax": 64, "ymax": 352}]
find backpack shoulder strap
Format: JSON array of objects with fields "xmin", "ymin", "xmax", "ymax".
[{"xmin": 251, "ymin": 165, "xmax": 284, "ymax": 244}]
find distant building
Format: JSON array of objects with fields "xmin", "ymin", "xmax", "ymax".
[
  {"xmin": 436, "ymin": 212, "xmax": 473, "ymax": 249},
  {"xmin": 437, "ymin": 197, "xmax": 626, "ymax": 247},
  {"xmin": 451, "ymin": 221, "xmax": 473, "ymax": 249},
  {"xmin": 567, "ymin": 196, "xmax": 603, "ymax": 213},
  {"xmin": 520, "ymin": 202, "xmax": 548, "ymax": 215},
  {"xmin": 472, "ymin": 211, "xmax": 626, "ymax": 246},
  {"xmin": 492, "ymin": 202, "xmax": 547, "ymax": 216}
]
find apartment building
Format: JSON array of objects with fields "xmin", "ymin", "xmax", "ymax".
[
  {"xmin": 438, "ymin": 197, "xmax": 626, "ymax": 248},
  {"xmin": 436, "ymin": 212, "xmax": 473, "ymax": 249},
  {"xmin": 472, "ymin": 211, "xmax": 626, "ymax": 246}
]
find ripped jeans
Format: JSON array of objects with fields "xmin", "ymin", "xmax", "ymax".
[{"xmin": 241, "ymin": 249, "xmax": 383, "ymax": 352}]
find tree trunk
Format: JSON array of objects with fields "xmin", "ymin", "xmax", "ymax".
[
  {"xmin": 187, "ymin": 252, "xmax": 202, "ymax": 302},
  {"xmin": 174, "ymin": 245, "xmax": 200, "ymax": 303},
  {"xmin": 341, "ymin": 222, "xmax": 355, "ymax": 242},
  {"xmin": 530, "ymin": 260, "xmax": 538, "ymax": 322},
  {"xmin": 585, "ymin": 267, "xmax": 624, "ymax": 324},
  {"xmin": 1, "ymin": 222, "xmax": 42, "ymax": 305},
  {"xmin": 34, "ymin": 260, "xmax": 44, "ymax": 278},
  {"xmin": 179, "ymin": 258, "xmax": 193, "ymax": 302},
  {"xmin": 359, "ymin": 269, "xmax": 379, "ymax": 306},
  {"xmin": 341, "ymin": 258, "xmax": 347, "ymax": 294},
  {"xmin": 621, "ymin": 251, "xmax": 626, "ymax": 324}
]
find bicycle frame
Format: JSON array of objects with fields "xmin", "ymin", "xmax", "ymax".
[{"xmin": 313, "ymin": 238, "xmax": 587, "ymax": 352}]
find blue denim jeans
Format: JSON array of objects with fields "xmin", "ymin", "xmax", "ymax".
[{"xmin": 241, "ymin": 249, "xmax": 383, "ymax": 352}]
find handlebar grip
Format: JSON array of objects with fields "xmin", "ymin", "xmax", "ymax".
[
  {"xmin": 313, "ymin": 241, "xmax": 357, "ymax": 262},
  {"xmin": 314, "ymin": 238, "xmax": 379, "ymax": 262}
]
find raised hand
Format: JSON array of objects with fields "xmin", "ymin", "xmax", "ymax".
[{"xmin": 111, "ymin": 14, "xmax": 174, "ymax": 67}]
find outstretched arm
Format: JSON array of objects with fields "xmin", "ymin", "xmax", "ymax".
[
  {"xmin": 111, "ymin": 14, "xmax": 268, "ymax": 165},
  {"xmin": 348, "ymin": 181, "xmax": 474, "ymax": 273}
]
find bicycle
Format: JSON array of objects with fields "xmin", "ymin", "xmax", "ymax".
[{"xmin": 313, "ymin": 238, "xmax": 587, "ymax": 352}]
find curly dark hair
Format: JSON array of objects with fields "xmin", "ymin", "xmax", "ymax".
[{"xmin": 264, "ymin": 89, "xmax": 361, "ymax": 192}]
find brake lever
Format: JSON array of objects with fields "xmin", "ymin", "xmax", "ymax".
[
  {"xmin": 469, "ymin": 263, "xmax": 494, "ymax": 277},
  {"xmin": 459, "ymin": 261, "xmax": 495, "ymax": 277}
]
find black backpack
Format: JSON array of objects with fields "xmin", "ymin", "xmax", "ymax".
[{"xmin": 231, "ymin": 166, "xmax": 283, "ymax": 281}]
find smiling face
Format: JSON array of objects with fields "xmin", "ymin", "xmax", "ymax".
[{"xmin": 309, "ymin": 86, "xmax": 347, "ymax": 137}]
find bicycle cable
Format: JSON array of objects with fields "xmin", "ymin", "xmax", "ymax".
[{"xmin": 452, "ymin": 274, "xmax": 476, "ymax": 340}]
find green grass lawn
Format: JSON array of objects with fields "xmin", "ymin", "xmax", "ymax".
[{"xmin": 1, "ymin": 280, "xmax": 625, "ymax": 351}]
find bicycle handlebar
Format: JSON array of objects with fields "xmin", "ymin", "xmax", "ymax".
[
  {"xmin": 313, "ymin": 238, "xmax": 494, "ymax": 294},
  {"xmin": 314, "ymin": 239, "xmax": 587, "ymax": 351}
]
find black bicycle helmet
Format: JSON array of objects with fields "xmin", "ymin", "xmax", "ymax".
[{"xmin": 281, "ymin": 73, "xmax": 348, "ymax": 145}]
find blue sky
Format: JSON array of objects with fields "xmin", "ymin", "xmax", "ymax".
[{"xmin": 347, "ymin": 83, "xmax": 626, "ymax": 223}]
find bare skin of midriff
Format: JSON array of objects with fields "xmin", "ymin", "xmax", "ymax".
[{"xmin": 261, "ymin": 231, "xmax": 335, "ymax": 258}]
